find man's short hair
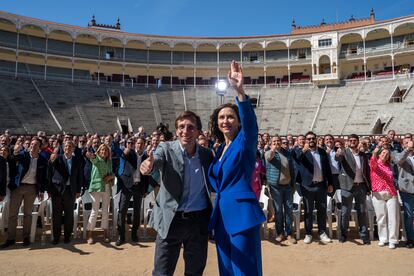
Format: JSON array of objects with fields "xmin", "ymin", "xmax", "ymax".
[
  {"xmin": 64, "ymin": 140, "xmax": 75, "ymax": 148},
  {"xmin": 305, "ymin": 131, "xmax": 316, "ymax": 138},
  {"xmin": 349, "ymin": 134, "xmax": 359, "ymax": 140},
  {"xmin": 175, "ymin": 110, "xmax": 202, "ymax": 131}
]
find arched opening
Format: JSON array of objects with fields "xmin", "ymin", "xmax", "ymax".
[
  {"xmin": 242, "ymin": 42, "xmax": 264, "ymax": 64},
  {"xmin": 124, "ymin": 39, "xmax": 147, "ymax": 84},
  {"xmin": 365, "ymin": 28, "xmax": 391, "ymax": 57},
  {"xmin": 0, "ymin": 18, "xmax": 18, "ymax": 50},
  {"xmin": 290, "ymin": 39, "xmax": 311, "ymax": 60},
  {"xmin": 393, "ymin": 22, "xmax": 414, "ymax": 49},
  {"xmin": 48, "ymin": 29, "xmax": 73, "ymax": 57},
  {"xmin": 19, "ymin": 24, "xmax": 46, "ymax": 53},
  {"xmin": 266, "ymin": 41, "xmax": 288, "ymax": 85},
  {"xmin": 319, "ymin": 55, "xmax": 331, "ymax": 74},
  {"xmin": 290, "ymin": 39, "xmax": 312, "ymax": 83},
  {"xmin": 339, "ymin": 33, "xmax": 364, "ymax": 58},
  {"xmin": 101, "ymin": 37, "xmax": 123, "ymax": 61}
]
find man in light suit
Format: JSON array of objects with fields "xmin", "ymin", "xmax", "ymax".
[
  {"xmin": 335, "ymin": 134, "xmax": 371, "ymax": 244},
  {"xmin": 140, "ymin": 111, "xmax": 213, "ymax": 276},
  {"xmin": 48, "ymin": 141, "xmax": 83, "ymax": 244},
  {"xmin": 294, "ymin": 131, "xmax": 333, "ymax": 244},
  {"xmin": 394, "ymin": 137, "xmax": 414, "ymax": 248}
]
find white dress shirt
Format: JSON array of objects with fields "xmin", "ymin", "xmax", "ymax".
[
  {"xmin": 310, "ymin": 149, "xmax": 323, "ymax": 182},
  {"xmin": 21, "ymin": 156, "xmax": 38, "ymax": 184}
]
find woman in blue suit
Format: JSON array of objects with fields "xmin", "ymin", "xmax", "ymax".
[{"xmin": 208, "ymin": 61, "xmax": 266, "ymax": 276}]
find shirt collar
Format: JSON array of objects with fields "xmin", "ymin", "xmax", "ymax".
[
  {"xmin": 29, "ymin": 153, "xmax": 38, "ymax": 160},
  {"xmin": 179, "ymin": 142, "xmax": 199, "ymax": 159},
  {"xmin": 64, "ymin": 153, "xmax": 75, "ymax": 160}
]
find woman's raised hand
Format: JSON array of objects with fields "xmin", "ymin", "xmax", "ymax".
[{"xmin": 228, "ymin": 60, "xmax": 245, "ymax": 100}]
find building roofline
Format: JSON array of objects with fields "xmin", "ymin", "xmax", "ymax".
[{"xmin": 1, "ymin": 10, "xmax": 414, "ymax": 41}]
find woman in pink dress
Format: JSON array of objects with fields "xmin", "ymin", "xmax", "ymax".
[
  {"xmin": 369, "ymin": 147, "xmax": 400, "ymax": 249},
  {"xmin": 251, "ymin": 150, "xmax": 266, "ymax": 199}
]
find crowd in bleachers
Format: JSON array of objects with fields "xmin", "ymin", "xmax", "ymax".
[{"xmin": 0, "ymin": 127, "xmax": 413, "ymax": 249}]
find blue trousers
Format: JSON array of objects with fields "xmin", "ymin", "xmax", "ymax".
[
  {"xmin": 269, "ymin": 184, "xmax": 293, "ymax": 236},
  {"xmin": 215, "ymin": 214, "xmax": 262, "ymax": 276},
  {"xmin": 400, "ymin": 191, "xmax": 414, "ymax": 241}
]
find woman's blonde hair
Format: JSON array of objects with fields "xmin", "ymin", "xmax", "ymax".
[{"xmin": 96, "ymin": 144, "xmax": 111, "ymax": 161}]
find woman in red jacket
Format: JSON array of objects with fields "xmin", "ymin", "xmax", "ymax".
[{"xmin": 369, "ymin": 147, "xmax": 400, "ymax": 249}]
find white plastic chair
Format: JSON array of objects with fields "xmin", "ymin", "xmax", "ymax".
[
  {"xmin": 44, "ymin": 191, "xmax": 52, "ymax": 224},
  {"xmin": 142, "ymin": 191, "xmax": 155, "ymax": 238},
  {"xmin": 72, "ymin": 196, "xmax": 82, "ymax": 238},
  {"xmin": 292, "ymin": 191, "xmax": 302, "ymax": 240},
  {"xmin": 365, "ymin": 195, "xmax": 376, "ymax": 241},
  {"xmin": 111, "ymin": 183, "xmax": 120, "ymax": 237},
  {"xmin": 81, "ymin": 191, "xmax": 93, "ymax": 239},
  {"xmin": 259, "ymin": 186, "xmax": 269, "ymax": 239},
  {"xmin": 397, "ymin": 192, "xmax": 407, "ymax": 242},
  {"xmin": 326, "ymin": 195, "xmax": 334, "ymax": 238},
  {"xmin": 17, "ymin": 197, "xmax": 47, "ymax": 243},
  {"xmin": 0, "ymin": 194, "xmax": 10, "ymax": 234}
]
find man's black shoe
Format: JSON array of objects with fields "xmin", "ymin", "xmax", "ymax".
[
  {"xmin": 338, "ymin": 238, "xmax": 346, "ymax": 243},
  {"xmin": 64, "ymin": 237, "xmax": 71, "ymax": 244},
  {"xmin": 52, "ymin": 239, "xmax": 59, "ymax": 245},
  {"xmin": 406, "ymin": 241, "xmax": 414, "ymax": 249},
  {"xmin": 363, "ymin": 240, "xmax": 371, "ymax": 245},
  {"xmin": 22, "ymin": 237, "xmax": 30, "ymax": 246},
  {"xmin": 116, "ymin": 237, "xmax": 125, "ymax": 246},
  {"xmin": 131, "ymin": 234, "xmax": 139, "ymax": 243},
  {"xmin": 1, "ymin": 239, "xmax": 15, "ymax": 248}
]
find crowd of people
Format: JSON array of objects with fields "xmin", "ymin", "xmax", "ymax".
[
  {"xmin": 255, "ymin": 129, "xmax": 414, "ymax": 249},
  {"xmin": 0, "ymin": 61, "xmax": 413, "ymax": 276}
]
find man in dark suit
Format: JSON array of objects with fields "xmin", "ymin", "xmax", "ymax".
[
  {"xmin": 335, "ymin": 134, "xmax": 371, "ymax": 244},
  {"xmin": 2, "ymin": 137, "xmax": 48, "ymax": 248},
  {"xmin": 48, "ymin": 141, "xmax": 84, "ymax": 244},
  {"xmin": 294, "ymin": 131, "xmax": 333, "ymax": 244},
  {"xmin": 115, "ymin": 138, "xmax": 149, "ymax": 246},
  {"xmin": 141, "ymin": 111, "xmax": 213, "ymax": 276}
]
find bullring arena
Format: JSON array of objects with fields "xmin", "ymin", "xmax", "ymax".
[{"xmin": 0, "ymin": 6, "xmax": 414, "ymax": 276}]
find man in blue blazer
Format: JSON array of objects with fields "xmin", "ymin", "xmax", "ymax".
[
  {"xmin": 2, "ymin": 138, "xmax": 48, "ymax": 248},
  {"xmin": 48, "ymin": 141, "xmax": 84, "ymax": 244},
  {"xmin": 294, "ymin": 131, "xmax": 333, "ymax": 244}
]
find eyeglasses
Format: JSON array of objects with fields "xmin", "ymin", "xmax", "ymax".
[
  {"xmin": 306, "ymin": 137, "xmax": 316, "ymax": 141},
  {"xmin": 282, "ymin": 142, "xmax": 288, "ymax": 144}
]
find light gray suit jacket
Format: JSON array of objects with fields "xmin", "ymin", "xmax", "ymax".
[
  {"xmin": 150, "ymin": 140, "xmax": 213, "ymax": 239},
  {"xmin": 335, "ymin": 148, "xmax": 371, "ymax": 191},
  {"xmin": 394, "ymin": 149, "xmax": 414, "ymax": 194}
]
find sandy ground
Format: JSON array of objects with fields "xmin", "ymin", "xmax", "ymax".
[{"xmin": 0, "ymin": 225, "xmax": 413, "ymax": 276}]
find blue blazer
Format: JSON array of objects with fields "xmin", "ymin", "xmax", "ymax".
[
  {"xmin": 208, "ymin": 97, "xmax": 266, "ymax": 235},
  {"xmin": 293, "ymin": 147, "xmax": 333, "ymax": 192},
  {"xmin": 11, "ymin": 151, "xmax": 48, "ymax": 193}
]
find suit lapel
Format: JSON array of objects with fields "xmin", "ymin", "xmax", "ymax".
[
  {"xmin": 346, "ymin": 148, "xmax": 357, "ymax": 173},
  {"xmin": 171, "ymin": 141, "xmax": 185, "ymax": 184},
  {"xmin": 406, "ymin": 156, "xmax": 414, "ymax": 173}
]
